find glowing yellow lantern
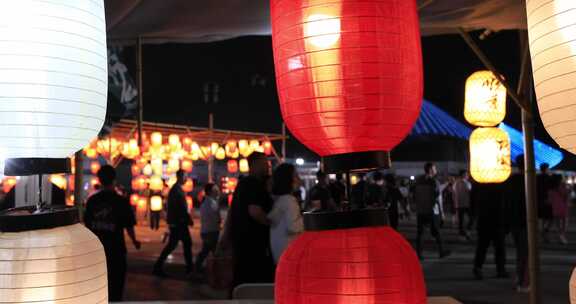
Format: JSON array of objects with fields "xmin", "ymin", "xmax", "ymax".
[
  {"xmin": 90, "ymin": 177, "xmax": 100, "ymax": 188},
  {"xmin": 137, "ymin": 197, "xmax": 148, "ymax": 212},
  {"xmin": 131, "ymin": 164, "xmax": 141, "ymax": 176},
  {"xmin": 130, "ymin": 194, "xmax": 140, "ymax": 206},
  {"xmin": 182, "ymin": 178, "xmax": 194, "ymax": 193},
  {"xmin": 227, "ymin": 160, "xmax": 238, "ymax": 173},
  {"xmin": 151, "ymin": 132, "xmax": 163, "ymax": 147},
  {"xmin": 66, "ymin": 194, "xmax": 74, "ymax": 206},
  {"xmin": 2, "ymin": 177, "xmax": 16, "ymax": 193},
  {"xmin": 167, "ymin": 158, "xmax": 180, "ymax": 174},
  {"xmin": 132, "ymin": 176, "xmax": 148, "ymax": 191},
  {"xmin": 211, "ymin": 142, "xmax": 220, "ymax": 155},
  {"xmin": 226, "ymin": 141, "xmax": 240, "ymax": 158},
  {"xmin": 215, "ymin": 147, "xmax": 226, "ymax": 160},
  {"xmin": 189, "ymin": 151, "xmax": 200, "ymax": 161},
  {"xmin": 169, "ymin": 134, "xmax": 181, "ymax": 147},
  {"xmin": 182, "ymin": 159, "xmax": 193, "ymax": 173},
  {"xmin": 141, "ymin": 164, "xmax": 152, "ymax": 176},
  {"xmin": 149, "ymin": 175, "xmax": 164, "ymax": 192},
  {"xmin": 239, "ymin": 158, "xmax": 250, "ymax": 173},
  {"xmin": 167, "ymin": 175, "xmax": 178, "ymax": 188},
  {"xmin": 238, "ymin": 140, "xmax": 251, "ymax": 157},
  {"xmin": 90, "ymin": 161, "xmax": 101, "ymax": 175},
  {"xmin": 262, "ymin": 141, "xmax": 273, "ymax": 155},
  {"xmin": 151, "ymin": 158, "xmax": 163, "ymax": 176},
  {"xmin": 84, "ymin": 147, "xmax": 98, "ymax": 159},
  {"xmin": 50, "ymin": 175, "xmax": 67, "ymax": 190},
  {"xmin": 464, "ymin": 71, "xmax": 506, "ymax": 127},
  {"xmin": 250, "ymin": 139, "xmax": 260, "ymax": 151},
  {"xmin": 469, "ymin": 127, "xmax": 511, "ymax": 184},
  {"xmin": 227, "ymin": 177, "xmax": 238, "ymax": 193},
  {"xmin": 191, "ymin": 142, "xmax": 202, "ymax": 154},
  {"xmin": 183, "ymin": 137, "xmax": 192, "ymax": 147},
  {"xmin": 201, "ymin": 146, "xmax": 212, "ymax": 159},
  {"xmin": 150, "ymin": 195, "xmax": 163, "ymax": 212}
]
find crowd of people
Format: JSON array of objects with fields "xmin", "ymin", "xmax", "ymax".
[{"xmin": 76, "ymin": 153, "xmax": 574, "ymax": 300}]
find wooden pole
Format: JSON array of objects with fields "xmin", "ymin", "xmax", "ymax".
[
  {"xmin": 282, "ymin": 123, "xmax": 287, "ymax": 161},
  {"xmin": 208, "ymin": 113, "xmax": 214, "ymax": 183},
  {"xmin": 136, "ymin": 37, "xmax": 144, "ymax": 148},
  {"xmin": 73, "ymin": 151, "xmax": 84, "ymax": 217}
]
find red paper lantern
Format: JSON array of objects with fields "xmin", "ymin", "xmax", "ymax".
[
  {"xmin": 271, "ymin": 0, "xmax": 422, "ymax": 171},
  {"xmin": 227, "ymin": 159, "xmax": 238, "ymax": 173},
  {"xmin": 276, "ymin": 222, "xmax": 425, "ymax": 303}
]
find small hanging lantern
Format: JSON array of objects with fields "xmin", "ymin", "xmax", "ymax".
[
  {"xmin": 151, "ymin": 158, "xmax": 163, "ymax": 176},
  {"xmin": 84, "ymin": 147, "xmax": 98, "ymax": 159},
  {"xmin": 150, "ymin": 195, "xmax": 163, "ymax": 212},
  {"xmin": 137, "ymin": 197, "xmax": 148, "ymax": 212},
  {"xmin": 66, "ymin": 195, "xmax": 74, "ymax": 207},
  {"xmin": 239, "ymin": 159, "xmax": 250, "ymax": 173},
  {"xmin": 201, "ymin": 146, "xmax": 212, "ymax": 159},
  {"xmin": 168, "ymin": 134, "xmax": 181, "ymax": 149},
  {"xmin": 166, "ymin": 158, "xmax": 180, "ymax": 174},
  {"xmin": 151, "ymin": 132, "xmax": 163, "ymax": 147},
  {"xmin": 131, "ymin": 164, "xmax": 141, "ymax": 176},
  {"xmin": 2, "ymin": 177, "xmax": 17, "ymax": 193},
  {"xmin": 262, "ymin": 141, "xmax": 273, "ymax": 155},
  {"xmin": 181, "ymin": 159, "xmax": 193, "ymax": 173},
  {"xmin": 225, "ymin": 141, "xmax": 238, "ymax": 157},
  {"xmin": 227, "ymin": 160, "xmax": 238, "ymax": 173},
  {"xmin": 238, "ymin": 140, "xmax": 252, "ymax": 157},
  {"xmin": 249, "ymin": 140, "xmax": 260, "ymax": 151},
  {"xmin": 464, "ymin": 71, "xmax": 507, "ymax": 127},
  {"xmin": 130, "ymin": 194, "xmax": 140, "ymax": 206},
  {"xmin": 215, "ymin": 147, "xmax": 226, "ymax": 160},
  {"xmin": 149, "ymin": 175, "xmax": 164, "ymax": 192},
  {"xmin": 182, "ymin": 178, "xmax": 194, "ymax": 193},
  {"xmin": 90, "ymin": 177, "xmax": 99, "ymax": 189},
  {"xmin": 527, "ymin": 1, "xmax": 576, "ymax": 153},
  {"xmin": 90, "ymin": 161, "xmax": 101, "ymax": 175},
  {"xmin": 227, "ymin": 177, "xmax": 238, "ymax": 193},
  {"xmin": 210, "ymin": 142, "xmax": 220, "ymax": 155},
  {"xmin": 142, "ymin": 164, "xmax": 153, "ymax": 176},
  {"xmin": 49, "ymin": 175, "xmax": 67, "ymax": 190},
  {"xmin": 469, "ymin": 127, "xmax": 512, "ymax": 184},
  {"xmin": 167, "ymin": 175, "xmax": 178, "ymax": 188},
  {"xmin": 132, "ymin": 176, "xmax": 148, "ymax": 191}
]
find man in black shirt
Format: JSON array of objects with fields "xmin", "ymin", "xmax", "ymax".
[
  {"xmin": 154, "ymin": 169, "xmax": 194, "ymax": 276},
  {"xmin": 84, "ymin": 165, "xmax": 141, "ymax": 302},
  {"xmin": 308, "ymin": 170, "xmax": 336, "ymax": 211},
  {"xmin": 229, "ymin": 152, "xmax": 274, "ymax": 287}
]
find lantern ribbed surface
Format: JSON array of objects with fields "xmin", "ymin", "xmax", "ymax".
[
  {"xmin": 0, "ymin": 0, "xmax": 107, "ymax": 159},
  {"xmin": 464, "ymin": 71, "xmax": 506, "ymax": 127},
  {"xmin": 469, "ymin": 127, "xmax": 511, "ymax": 184},
  {"xmin": 271, "ymin": 0, "xmax": 423, "ymax": 156},
  {"xmin": 0, "ymin": 223, "xmax": 108, "ymax": 303},
  {"xmin": 527, "ymin": 0, "xmax": 576, "ymax": 153},
  {"xmin": 276, "ymin": 226, "xmax": 426, "ymax": 304}
]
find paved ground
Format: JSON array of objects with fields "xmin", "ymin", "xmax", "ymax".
[{"xmin": 123, "ymin": 213, "xmax": 576, "ymax": 303}]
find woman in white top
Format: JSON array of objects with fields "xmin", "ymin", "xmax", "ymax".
[{"xmin": 268, "ymin": 163, "xmax": 304, "ymax": 264}]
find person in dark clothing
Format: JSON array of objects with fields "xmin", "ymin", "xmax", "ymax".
[
  {"xmin": 366, "ymin": 172, "xmax": 386, "ymax": 208},
  {"xmin": 229, "ymin": 152, "xmax": 275, "ymax": 287},
  {"xmin": 537, "ymin": 163, "xmax": 553, "ymax": 242},
  {"xmin": 196, "ymin": 183, "xmax": 221, "ymax": 272},
  {"xmin": 154, "ymin": 169, "xmax": 194, "ymax": 276},
  {"xmin": 505, "ymin": 155, "xmax": 529, "ymax": 292},
  {"xmin": 414, "ymin": 162, "xmax": 450, "ymax": 259},
  {"xmin": 351, "ymin": 173, "xmax": 368, "ymax": 209},
  {"xmin": 308, "ymin": 170, "xmax": 336, "ymax": 212},
  {"xmin": 454, "ymin": 170, "xmax": 473, "ymax": 239},
  {"xmin": 385, "ymin": 174, "xmax": 403, "ymax": 230},
  {"xmin": 472, "ymin": 182, "xmax": 509, "ymax": 280},
  {"xmin": 84, "ymin": 165, "xmax": 141, "ymax": 302},
  {"xmin": 329, "ymin": 173, "xmax": 347, "ymax": 208}
]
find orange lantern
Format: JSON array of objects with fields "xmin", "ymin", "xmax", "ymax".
[
  {"xmin": 227, "ymin": 177, "xmax": 238, "ymax": 193},
  {"xmin": 151, "ymin": 132, "xmax": 163, "ymax": 147},
  {"xmin": 84, "ymin": 147, "xmax": 97, "ymax": 159},
  {"xmin": 182, "ymin": 178, "xmax": 194, "ymax": 193},
  {"xmin": 130, "ymin": 194, "xmax": 140, "ymax": 206},
  {"xmin": 66, "ymin": 195, "xmax": 74, "ymax": 207},
  {"xmin": 132, "ymin": 176, "xmax": 148, "ymax": 191},
  {"xmin": 68, "ymin": 176, "xmax": 75, "ymax": 192},
  {"xmin": 137, "ymin": 197, "xmax": 148, "ymax": 212},
  {"xmin": 239, "ymin": 158, "xmax": 249, "ymax": 173},
  {"xmin": 142, "ymin": 164, "xmax": 153, "ymax": 176},
  {"xmin": 2, "ymin": 177, "xmax": 17, "ymax": 193},
  {"xmin": 151, "ymin": 158, "xmax": 163, "ymax": 175},
  {"xmin": 49, "ymin": 175, "xmax": 67, "ymax": 190},
  {"xmin": 211, "ymin": 142, "xmax": 220, "ymax": 155},
  {"xmin": 262, "ymin": 141, "xmax": 273, "ymax": 155},
  {"xmin": 167, "ymin": 158, "xmax": 180, "ymax": 174},
  {"xmin": 238, "ymin": 140, "xmax": 251, "ymax": 157},
  {"xmin": 182, "ymin": 159, "xmax": 193, "ymax": 173},
  {"xmin": 90, "ymin": 177, "xmax": 99, "ymax": 188},
  {"xmin": 215, "ymin": 147, "xmax": 226, "ymax": 160},
  {"xmin": 189, "ymin": 151, "xmax": 200, "ymax": 161},
  {"xmin": 131, "ymin": 164, "xmax": 141, "ymax": 176},
  {"xmin": 226, "ymin": 140, "xmax": 240, "ymax": 158},
  {"xmin": 227, "ymin": 160, "xmax": 238, "ymax": 173},
  {"xmin": 150, "ymin": 195, "xmax": 163, "ymax": 211},
  {"xmin": 201, "ymin": 146, "xmax": 212, "ymax": 159},
  {"xmin": 122, "ymin": 139, "xmax": 140, "ymax": 159},
  {"xmin": 90, "ymin": 161, "xmax": 101, "ymax": 175},
  {"xmin": 182, "ymin": 137, "xmax": 192, "ymax": 148},
  {"xmin": 149, "ymin": 175, "xmax": 164, "ymax": 192}
]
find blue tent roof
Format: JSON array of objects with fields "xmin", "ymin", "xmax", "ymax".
[{"xmin": 410, "ymin": 100, "xmax": 564, "ymax": 168}]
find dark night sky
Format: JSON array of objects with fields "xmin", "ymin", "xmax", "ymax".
[{"xmin": 125, "ymin": 30, "xmax": 559, "ymax": 161}]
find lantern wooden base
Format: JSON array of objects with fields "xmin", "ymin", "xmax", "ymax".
[
  {"xmin": 304, "ymin": 208, "xmax": 388, "ymax": 231},
  {"xmin": 4, "ymin": 158, "xmax": 71, "ymax": 176},
  {"xmin": 322, "ymin": 151, "xmax": 391, "ymax": 173}
]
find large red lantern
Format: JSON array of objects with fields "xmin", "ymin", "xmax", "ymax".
[
  {"xmin": 271, "ymin": 0, "xmax": 422, "ymax": 171},
  {"xmin": 276, "ymin": 210, "xmax": 426, "ymax": 304}
]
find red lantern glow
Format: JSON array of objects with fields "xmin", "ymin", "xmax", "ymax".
[
  {"xmin": 271, "ymin": 0, "xmax": 422, "ymax": 170},
  {"xmin": 276, "ymin": 226, "xmax": 426, "ymax": 304},
  {"xmin": 227, "ymin": 159, "xmax": 238, "ymax": 173},
  {"xmin": 90, "ymin": 161, "xmax": 101, "ymax": 175}
]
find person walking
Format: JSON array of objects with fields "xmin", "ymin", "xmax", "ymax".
[
  {"xmin": 366, "ymin": 172, "xmax": 386, "ymax": 208},
  {"xmin": 385, "ymin": 174, "xmax": 403, "ymax": 230},
  {"xmin": 329, "ymin": 173, "xmax": 347, "ymax": 209},
  {"xmin": 548, "ymin": 174, "xmax": 569, "ymax": 244},
  {"xmin": 268, "ymin": 163, "xmax": 304, "ymax": 264},
  {"xmin": 307, "ymin": 170, "xmax": 336, "ymax": 212},
  {"xmin": 414, "ymin": 162, "xmax": 451, "ymax": 259},
  {"xmin": 196, "ymin": 183, "xmax": 222, "ymax": 272},
  {"xmin": 454, "ymin": 170, "xmax": 473, "ymax": 240},
  {"xmin": 472, "ymin": 182, "xmax": 509, "ymax": 280},
  {"xmin": 153, "ymin": 169, "xmax": 194, "ymax": 276},
  {"xmin": 505, "ymin": 155, "xmax": 529, "ymax": 293},
  {"xmin": 537, "ymin": 163, "xmax": 553, "ymax": 242},
  {"xmin": 228, "ymin": 152, "xmax": 275, "ymax": 287},
  {"xmin": 84, "ymin": 165, "xmax": 141, "ymax": 302}
]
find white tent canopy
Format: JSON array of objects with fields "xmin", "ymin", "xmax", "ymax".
[{"xmin": 105, "ymin": 0, "xmax": 526, "ymax": 44}]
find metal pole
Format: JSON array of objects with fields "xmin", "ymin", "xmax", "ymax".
[
  {"xmin": 73, "ymin": 151, "xmax": 84, "ymax": 217},
  {"xmin": 136, "ymin": 37, "xmax": 144, "ymax": 148},
  {"xmin": 208, "ymin": 113, "xmax": 214, "ymax": 183},
  {"xmin": 282, "ymin": 123, "xmax": 287, "ymax": 161}
]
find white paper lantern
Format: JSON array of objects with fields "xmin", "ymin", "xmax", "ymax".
[
  {"xmin": 0, "ymin": 221, "xmax": 107, "ymax": 303},
  {"xmin": 0, "ymin": 0, "xmax": 107, "ymax": 159},
  {"xmin": 527, "ymin": 1, "xmax": 576, "ymax": 153}
]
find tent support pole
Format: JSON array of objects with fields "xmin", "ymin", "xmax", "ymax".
[
  {"xmin": 519, "ymin": 31, "xmax": 541, "ymax": 304},
  {"xmin": 208, "ymin": 113, "xmax": 214, "ymax": 183},
  {"xmin": 136, "ymin": 36, "xmax": 144, "ymax": 148},
  {"xmin": 282, "ymin": 123, "xmax": 286, "ymax": 162},
  {"xmin": 73, "ymin": 151, "xmax": 84, "ymax": 218},
  {"xmin": 459, "ymin": 27, "xmax": 541, "ymax": 304}
]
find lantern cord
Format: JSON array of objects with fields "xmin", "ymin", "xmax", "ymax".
[
  {"xmin": 458, "ymin": 28, "xmax": 531, "ymax": 114},
  {"xmin": 418, "ymin": 0, "xmax": 435, "ymax": 10}
]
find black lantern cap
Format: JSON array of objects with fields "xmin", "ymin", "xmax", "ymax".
[
  {"xmin": 0, "ymin": 206, "xmax": 79, "ymax": 232},
  {"xmin": 4, "ymin": 158, "xmax": 71, "ymax": 176},
  {"xmin": 304, "ymin": 208, "xmax": 388, "ymax": 231},
  {"xmin": 322, "ymin": 151, "xmax": 391, "ymax": 173}
]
